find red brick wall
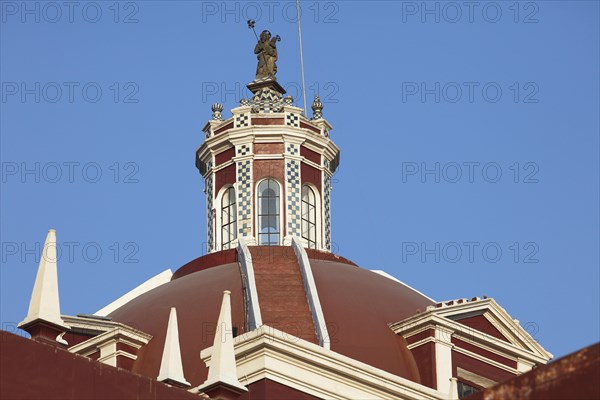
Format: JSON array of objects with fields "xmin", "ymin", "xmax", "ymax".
[
  {"xmin": 215, "ymin": 164, "xmax": 236, "ymax": 196},
  {"xmin": 455, "ymin": 315, "xmax": 510, "ymax": 343},
  {"xmin": 215, "ymin": 147, "xmax": 235, "ymax": 166},
  {"xmin": 411, "ymin": 342, "xmax": 436, "ymax": 389},
  {"xmin": 452, "ymin": 351, "xmax": 515, "ymax": 383},
  {"xmin": 255, "ymin": 142, "xmax": 284, "ymax": 154},
  {"xmin": 300, "ymin": 146, "xmax": 321, "ymax": 164},
  {"xmin": 0, "ymin": 331, "xmax": 199, "ymax": 400}
]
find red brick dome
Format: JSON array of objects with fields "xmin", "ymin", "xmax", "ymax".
[{"xmin": 108, "ymin": 247, "xmax": 434, "ymax": 387}]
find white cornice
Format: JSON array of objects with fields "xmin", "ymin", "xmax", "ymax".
[
  {"xmin": 68, "ymin": 326, "xmax": 152, "ymax": 355},
  {"xmin": 62, "ymin": 315, "xmax": 136, "ymax": 334},
  {"xmin": 390, "ymin": 299, "xmax": 552, "ymax": 365},
  {"xmin": 200, "ymin": 326, "xmax": 446, "ymax": 400},
  {"xmin": 197, "ymin": 126, "xmax": 339, "ymax": 165}
]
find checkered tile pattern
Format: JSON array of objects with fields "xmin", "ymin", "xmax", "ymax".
[
  {"xmin": 286, "ymin": 143, "xmax": 299, "ymax": 156},
  {"xmin": 206, "ymin": 175, "xmax": 214, "ymax": 251},
  {"xmin": 251, "ymin": 88, "xmax": 284, "ymax": 114},
  {"xmin": 237, "ymin": 144, "xmax": 251, "ymax": 156},
  {"xmin": 324, "ymin": 173, "xmax": 331, "ymax": 250},
  {"xmin": 286, "ymin": 160, "xmax": 301, "ymax": 237},
  {"xmin": 286, "ymin": 113, "xmax": 300, "ymax": 128},
  {"xmin": 237, "ymin": 159, "xmax": 252, "ymax": 237},
  {"xmin": 235, "ymin": 113, "xmax": 249, "ymax": 128}
]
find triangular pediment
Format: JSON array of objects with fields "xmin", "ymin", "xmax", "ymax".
[{"xmin": 432, "ymin": 298, "xmax": 552, "ymax": 360}]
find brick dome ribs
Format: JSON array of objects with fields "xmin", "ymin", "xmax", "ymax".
[{"xmin": 108, "ymin": 248, "xmax": 434, "ymax": 387}]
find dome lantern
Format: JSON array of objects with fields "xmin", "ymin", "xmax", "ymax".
[{"xmin": 196, "ymin": 34, "xmax": 339, "ymax": 253}]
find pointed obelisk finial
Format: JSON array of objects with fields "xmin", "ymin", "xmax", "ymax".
[
  {"xmin": 18, "ymin": 229, "xmax": 69, "ymax": 346},
  {"xmin": 195, "ymin": 290, "xmax": 247, "ymax": 398},
  {"xmin": 157, "ymin": 307, "xmax": 191, "ymax": 387}
]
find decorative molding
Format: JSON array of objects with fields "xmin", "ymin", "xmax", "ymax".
[
  {"xmin": 390, "ymin": 299, "xmax": 552, "ymax": 365},
  {"xmin": 68, "ymin": 325, "xmax": 152, "ymax": 368},
  {"xmin": 236, "ymin": 237, "xmax": 262, "ymax": 330},
  {"xmin": 291, "ymin": 237, "xmax": 329, "ymax": 349},
  {"xmin": 200, "ymin": 326, "xmax": 446, "ymax": 400},
  {"xmin": 453, "ymin": 346, "xmax": 519, "ymax": 374},
  {"xmin": 456, "ymin": 367, "xmax": 497, "ymax": 388}
]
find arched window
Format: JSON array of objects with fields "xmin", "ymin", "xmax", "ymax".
[
  {"xmin": 301, "ymin": 185, "xmax": 317, "ymax": 249},
  {"xmin": 221, "ymin": 187, "xmax": 237, "ymax": 250},
  {"xmin": 258, "ymin": 179, "xmax": 280, "ymax": 245}
]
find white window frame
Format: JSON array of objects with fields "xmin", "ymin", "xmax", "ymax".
[
  {"xmin": 216, "ymin": 184, "xmax": 238, "ymax": 250},
  {"xmin": 255, "ymin": 178, "xmax": 283, "ymax": 246}
]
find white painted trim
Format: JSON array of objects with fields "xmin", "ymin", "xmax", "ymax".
[
  {"xmin": 236, "ymin": 237, "xmax": 262, "ymax": 330},
  {"xmin": 394, "ymin": 316, "xmax": 549, "ymax": 367},
  {"xmin": 406, "ymin": 336, "xmax": 436, "ymax": 350},
  {"xmin": 63, "ymin": 315, "xmax": 137, "ymax": 334},
  {"xmin": 371, "ymin": 270, "xmax": 437, "ymax": 303},
  {"xmin": 453, "ymin": 346, "xmax": 519, "ymax": 374},
  {"xmin": 197, "ymin": 126, "xmax": 340, "ymax": 171},
  {"xmin": 215, "ymin": 184, "xmax": 238, "ymax": 252},
  {"xmin": 94, "ymin": 269, "xmax": 173, "ymax": 316},
  {"xmin": 291, "ymin": 237, "xmax": 329, "ymax": 349},
  {"xmin": 298, "ymin": 183, "xmax": 322, "ymax": 251},
  {"xmin": 390, "ymin": 299, "xmax": 552, "ymax": 364},
  {"xmin": 200, "ymin": 326, "xmax": 446, "ymax": 400},
  {"xmin": 68, "ymin": 326, "xmax": 152, "ymax": 355},
  {"xmin": 434, "ymin": 326, "xmax": 454, "ymax": 393},
  {"xmin": 456, "ymin": 367, "xmax": 497, "ymax": 388},
  {"xmin": 440, "ymin": 299, "xmax": 552, "ymax": 359}
]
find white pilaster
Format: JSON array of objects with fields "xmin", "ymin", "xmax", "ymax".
[
  {"xmin": 18, "ymin": 229, "xmax": 69, "ymax": 330},
  {"xmin": 157, "ymin": 308, "xmax": 191, "ymax": 386},
  {"xmin": 435, "ymin": 326, "xmax": 454, "ymax": 394}
]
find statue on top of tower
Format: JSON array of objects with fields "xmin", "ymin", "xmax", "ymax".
[{"xmin": 254, "ymin": 30, "xmax": 280, "ymax": 80}]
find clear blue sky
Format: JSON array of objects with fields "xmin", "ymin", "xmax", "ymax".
[{"xmin": 1, "ymin": 1, "xmax": 598, "ymax": 360}]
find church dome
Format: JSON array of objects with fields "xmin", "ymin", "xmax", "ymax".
[{"xmin": 108, "ymin": 247, "xmax": 435, "ymax": 387}]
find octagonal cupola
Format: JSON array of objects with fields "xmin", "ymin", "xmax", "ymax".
[{"xmin": 196, "ymin": 32, "xmax": 339, "ymax": 253}]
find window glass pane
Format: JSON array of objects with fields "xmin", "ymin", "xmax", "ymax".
[
  {"xmin": 301, "ymin": 185, "xmax": 317, "ymax": 247},
  {"xmin": 267, "ymin": 197, "xmax": 277, "ymax": 215},
  {"xmin": 309, "ymin": 205, "xmax": 316, "ymax": 223},
  {"xmin": 258, "ymin": 179, "xmax": 280, "ymax": 245},
  {"xmin": 259, "ymin": 233, "xmax": 268, "ymax": 245},
  {"xmin": 258, "ymin": 180, "xmax": 268, "ymax": 194},
  {"xmin": 221, "ymin": 187, "xmax": 237, "ymax": 250}
]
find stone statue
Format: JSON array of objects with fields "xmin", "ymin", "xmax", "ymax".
[{"xmin": 254, "ymin": 30, "xmax": 279, "ymax": 80}]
